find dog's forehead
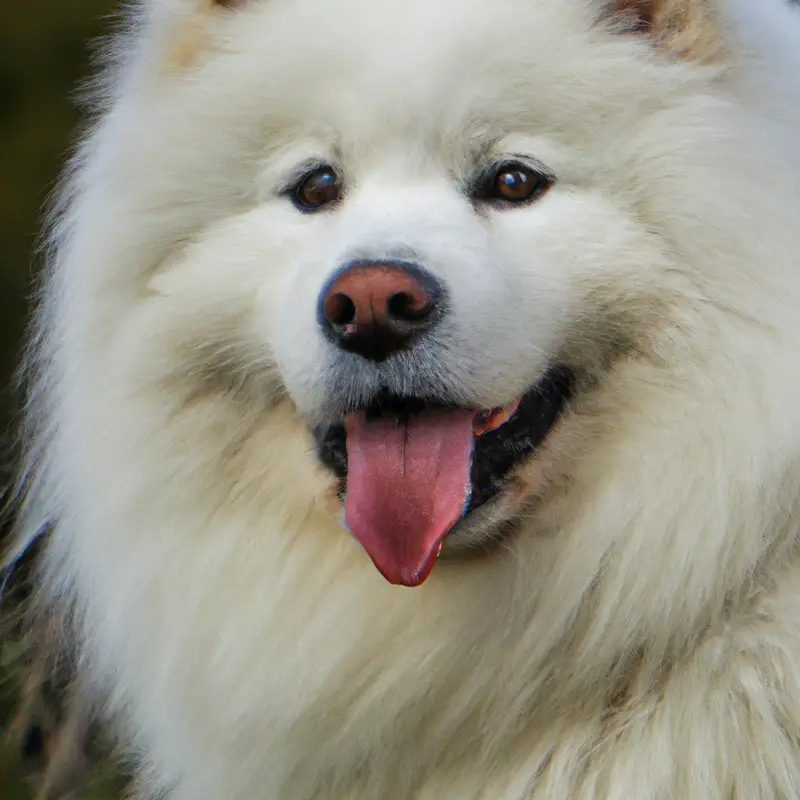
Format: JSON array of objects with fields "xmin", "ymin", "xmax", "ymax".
[
  {"xmin": 239, "ymin": 0, "xmax": 582, "ymax": 51},
  {"xmin": 148, "ymin": 0, "xmax": 678, "ymax": 189},
  {"xmin": 221, "ymin": 0, "xmax": 613, "ymax": 136}
]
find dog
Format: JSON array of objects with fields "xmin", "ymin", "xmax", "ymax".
[{"xmin": 7, "ymin": 0, "xmax": 800, "ymax": 797}]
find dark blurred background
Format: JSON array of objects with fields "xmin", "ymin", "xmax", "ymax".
[
  {"xmin": 1, "ymin": 3, "xmax": 124, "ymax": 797},
  {"xmin": 0, "ymin": 1, "xmax": 115, "ymax": 431}
]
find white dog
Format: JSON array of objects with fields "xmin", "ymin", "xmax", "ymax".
[{"xmin": 8, "ymin": 0, "xmax": 800, "ymax": 797}]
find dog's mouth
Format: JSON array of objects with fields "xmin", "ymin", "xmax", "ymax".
[{"xmin": 313, "ymin": 366, "xmax": 573, "ymax": 587}]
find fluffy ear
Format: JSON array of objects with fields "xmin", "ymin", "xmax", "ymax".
[{"xmin": 609, "ymin": 0, "xmax": 726, "ymax": 62}]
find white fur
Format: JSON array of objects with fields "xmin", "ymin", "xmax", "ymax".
[{"xmin": 11, "ymin": 0, "xmax": 800, "ymax": 797}]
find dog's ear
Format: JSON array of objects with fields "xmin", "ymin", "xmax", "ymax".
[{"xmin": 608, "ymin": 0, "xmax": 725, "ymax": 62}]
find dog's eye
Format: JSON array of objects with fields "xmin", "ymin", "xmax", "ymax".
[
  {"xmin": 293, "ymin": 167, "xmax": 341, "ymax": 212},
  {"xmin": 479, "ymin": 161, "xmax": 551, "ymax": 205}
]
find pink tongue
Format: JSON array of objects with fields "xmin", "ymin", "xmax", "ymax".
[{"xmin": 344, "ymin": 409, "xmax": 475, "ymax": 587}]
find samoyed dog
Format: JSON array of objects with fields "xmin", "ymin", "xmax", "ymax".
[{"xmin": 8, "ymin": 0, "xmax": 800, "ymax": 797}]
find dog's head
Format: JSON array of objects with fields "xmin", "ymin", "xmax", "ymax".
[{"xmin": 23, "ymin": 0, "xmax": 800, "ymax": 744}]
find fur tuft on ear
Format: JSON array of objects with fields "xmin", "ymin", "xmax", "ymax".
[{"xmin": 609, "ymin": 0, "xmax": 726, "ymax": 62}]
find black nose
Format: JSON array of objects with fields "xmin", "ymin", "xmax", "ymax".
[{"xmin": 318, "ymin": 261, "xmax": 444, "ymax": 362}]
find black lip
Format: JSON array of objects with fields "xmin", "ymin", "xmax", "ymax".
[
  {"xmin": 466, "ymin": 366, "xmax": 572, "ymax": 510},
  {"xmin": 313, "ymin": 365, "xmax": 573, "ymax": 517}
]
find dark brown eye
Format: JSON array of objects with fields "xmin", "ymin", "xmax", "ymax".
[
  {"xmin": 293, "ymin": 167, "xmax": 341, "ymax": 211},
  {"xmin": 484, "ymin": 162, "xmax": 551, "ymax": 205}
]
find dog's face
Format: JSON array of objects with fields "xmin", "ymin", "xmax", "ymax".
[{"xmin": 133, "ymin": 0, "xmax": 753, "ymax": 590}]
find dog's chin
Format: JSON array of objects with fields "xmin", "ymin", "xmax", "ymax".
[{"xmin": 311, "ymin": 365, "xmax": 573, "ymax": 582}]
